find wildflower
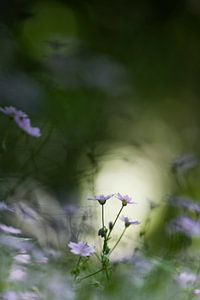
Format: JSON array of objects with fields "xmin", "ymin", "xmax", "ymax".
[
  {"xmin": 176, "ymin": 270, "xmax": 197, "ymax": 288},
  {"xmin": 0, "ymin": 106, "xmax": 27, "ymax": 118},
  {"xmin": 168, "ymin": 216, "xmax": 200, "ymax": 237},
  {"xmin": 68, "ymin": 241, "xmax": 95, "ymax": 257},
  {"xmin": 16, "ymin": 117, "xmax": 41, "ymax": 137},
  {"xmin": 168, "ymin": 196, "xmax": 200, "ymax": 214},
  {"xmin": 9, "ymin": 264, "xmax": 27, "ymax": 282},
  {"xmin": 0, "ymin": 224, "xmax": 21, "ymax": 235},
  {"xmin": 115, "ymin": 193, "xmax": 135, "ymax": 206},
  {"xmin": 88, "ymin": 194, "xmax": 114, "ymax": 205},
  {"xmin": 194, "ymin": 289, "xmax": 200, "ymax": 295},
  {"xmin": 172, "ymin": 154, "xmax": 197, "ymax": 173},
  {"xmin": 0, "ymin": 105, "xmax": 41, "ymax": 137},
  {"xmin": 121, "ymin": 216, "xmax": 140, "ymax": 227}
]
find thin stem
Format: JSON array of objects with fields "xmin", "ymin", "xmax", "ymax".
[
  {"xmin": 109, "ymin": 227, "xmax": 127, "ymax": 255},
  {"xmin": 104, "ymin": 264, "xmax": 110, "ymax": 281},
  {"xmin": 74, "ymin": 256, "xmax": 82, "ymax": 280},
  {"xmin": 78, "ymin": 268, "xmax": 104, "ymax": 282},
  {"xmin": 101, "ymin": 204, "xmax": 105, "ymax": 229},
  {"xmin": 107, "ymin": 205, "xmax": 124, "ymax": 239}
]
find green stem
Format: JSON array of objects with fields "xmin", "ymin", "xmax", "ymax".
[
  {"xmin": 78, "ymin": 268, "xmax": 104, "ymax": 282},
  {"xmin": 107, "ymin": 205, "xmax": 124, "ymax": 239},
  {"xmin": 104, "ymin": 264, "xmax": 110, "ymax": 281},
  {"xmin": 74, "ymin": 256, "xmax": 82, "ymax": 280},
  {"xmin": 1, "ymin": 119, "xmax": 12, "ymax": 151},
  {"xmin": 102, "ymin": 204, "xmax": 105, "ymax": 229},
  {"xmin": 109, "ymin": 227, "xmax": 127, "ymax": 255},
  {"xmin": 4, "ymin": 125, "xmax": 53, "ymax": 201}
]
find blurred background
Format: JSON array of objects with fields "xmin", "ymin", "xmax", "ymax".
[{"xmin": 0, "ymin": 1, "xmax": 200, "ymax": 299}]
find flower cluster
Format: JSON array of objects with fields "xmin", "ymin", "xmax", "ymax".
[
  {"xmin": 0, "ymin": 106, "xmax": 41, "ymax": 137},
  {"xmin": 68, "ymin": 192, "xmax": 140, "ymax": 281}
]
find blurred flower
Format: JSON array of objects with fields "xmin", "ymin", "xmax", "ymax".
[
  {"xmin": 0, "ymin": 105, "xmax": 41, "ymax": 137},
  {"xmin": 14, "ymin": 253, "xmax": 31, "ymax": 264},
  {"xmin": 68, "ymin": 241, "xmax": 95, "ymax": 257},
  {"xmin": 88, "ymin": 194, "xmax": 114, "ymax": 205},
  {"xmin": 172, "ymin": 154, "xmax": 197, "ymax": 173},
  {"xmin": 2, "ymin": 290, "xmax": 19, "ymax": 300},
  {"xmin": 15, "ymin": 116, "xmax": 41, "ymax": 137},
  {"xmin": 120, "ymin": 216, "xmax": 140, "ymax": 227},
  {"xmin": 0, "ymin": 224, "xmax": 21, "ymax": 235},
  {"xmin": 194, "ymin": 289, "xmax": 200, "ymax": 295},
  {"xmin": 168, "ymin": 216, "xmax": 200, "ymax": 237},
  {"xmin": 115, "ymin": 193, "xmax": 135, "ymax": 206},
  {"xmin": 64, "ymin": 204, "xmax": 78, "ymax": 216},
  {"xmin": 9, "ymin": 264, "xmax": 27, "ymax": 282},
  {"xmin": 168, "ymin": 196, "xmax": 200, "ymax": 214},
  {"xmin": 0, "ymin": 202, "xmax": 14, "ymax": 212},
  {"xmin": 176, "ymin": 270, "xmax": 197, "ymax": 288},
  {"xmin": 0, "ymin": 106, "xmax": 27, "ymax": 118},
  {"xmin": 2, "ymin": 290, "xmax": 39, "ymax": 300}
]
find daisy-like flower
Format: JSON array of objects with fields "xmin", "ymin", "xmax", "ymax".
[
  {"xmin": 121, "ymin": 216, "xmax": 140, "ymax": 227},
  {"xmin": 0, "ymin": 105, "xmax": 41, "ymax": 137},
  {"xmin": 68, "ymin": 241, "xmax": 95, "ymax": 257},
  {"xmin": 115, "ymin": 193, "xmax": 135, "ymax": 206},
  {"xmin": 88, "ymin": 194, "xmax": 114, "ymax": 205}
]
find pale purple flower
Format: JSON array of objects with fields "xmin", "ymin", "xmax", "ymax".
[
  {"xmin": 68, "ymin": 241, "xmax": 95, "ymax": 257},
  {"xmin": 0, "ymin": 224, "xmax": 21, "ymax": 235},
  {"xmin": 176, "ymin": 271, "xmax": 197, "ymax": 288},
  {"xmin": 194, "ymin": 289, "xmax": 200, "ymax": 295},
  {"xmin": 0, "ymin": 202, "xmax": 14, "ymax": 212},
  {"xmin": 121, "ymin": 216, "xmax": 140, "ymax": 227},
  {"xmin": 172, "ymin": 154, "xmax": 197, "ymax": 173},
  {"xmin": 15, "ymin": 116, "xmax": 41, "ymax": 137},
  {"xmin": 9, "ymin": 265, "xmax": 27, "ymax": 282},
  {"xmin": 168, "ymin": 196, "xmax": 200, "ymax": 214},
  {"xmin": 0, "ymin": 106, "xmax": 27, "ymax": 118},
  {"xmin": 168, "ymin": 216, "xmax": 200, "ymax": 237},
  {"xmin": 14, "ymin": 253, "xmax": 31, "ymax": 264},
  {"xmin": 88, "ymin": 194, "xmax": 114, "ymax": 204},
  {"xmin": 115, "ymin": 193, "xmax": 135, "ymax": 205},
  {"xmin": 0, "ymin": 106, "xmax": 41, "ymax": 137}
]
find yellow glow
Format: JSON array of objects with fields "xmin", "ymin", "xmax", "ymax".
[{"xmin": 83, "ymin": 146, "xmax": 169, "ymax": 260}]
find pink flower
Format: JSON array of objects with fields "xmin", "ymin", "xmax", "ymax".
[
  {"xmin": 68, "ymin": 241, "xmax": 95, "ymax": 257},
  {"xmin": 121, "ymin": 216, "xmax": 140, "ymax": 227},
  {"xmin": 115, "ymin": 193, "xmax": 135, "ymax": 206},
  {"xmin": 0, "ymin": 106, "xmax": 41, "ymax": 137}
]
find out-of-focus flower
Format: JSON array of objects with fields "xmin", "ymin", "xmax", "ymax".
[
  {"xmin": 168, "ymin": 216, "xmax": 200, "ymax": 237},
  {"xmin": 9, "ymin": 265, "xmax": 27, "ymax": 282},
  {"xmin": 168, "ymin": 196, "xmax": 200, "ymax": 214},
  {"xmin": 115, "ymin": 193, "xmax": 135, "ymax": 206},
  {"xmin": 0, "ymin": 202, "xmax": 14, "ymax": 212},
  {"xmin": 2, "ymin": 290, "xmax": 39, "ymax": 300},
  {"xmin": 0, "ymin": 224, "xmax": 21, "ymax": 235},
  {"xmin": 15, "ymin": 116, "xmax": 41, "ymax": 137},
  {"xmin": 68, "ymin": 241, "xmax": 95, "ymax": 257},
  {"xmin": 14, "ymin": 253, "xmax": 31, "ymax": 264},
  {"xmin": 120, "ymin": 216, "xmax": 140, "ymax": 227},
  {"xmin": 0, "ymin": 106, "xmax": 27, "ymax": 118},
  {"xmin": 88, "ymin": 194, "xmax": 114, "ymax": 205},
  {"xmin": 172, "ymin": 154, "xmax": 197, "ymax": 173},
  {"xmin": 194, "ymin": 289, "xmax": 200, "ymax": 295},
  {"xmin": 0, "ymin": 105, "xmax": 41, "ymax": 137},
  {"xmin": 176, "ymin": 270, "xmax": 197, "ymax": 288}
]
